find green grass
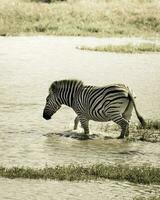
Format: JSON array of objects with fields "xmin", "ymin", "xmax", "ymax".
[
  {"xmin": 0, "ymin": 0, "xmax": 160, "ymax": 37},
  {"xmin": 0, "ymin": 164, "xmax": 160, "ymax": 184},
  {"xmin": 78, "ymin": 43, "xmax": 160, "ymax": 53}
]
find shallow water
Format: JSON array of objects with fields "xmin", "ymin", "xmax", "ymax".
[
  {"xmin": 0, "ymin": 36, "xmax": 160, "ymax": 199},
  {"xmin": 0, "ymin": 178, "xmax": 160, "ymax": 200}
]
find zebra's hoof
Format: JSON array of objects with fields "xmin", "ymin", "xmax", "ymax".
[
  {"xmin": 117, "ymin": 136, "xmax": 124, "ymax": 139},
  {"xmin": 80, "ymin": 134, "xmax": 90, "ymax": 140}
]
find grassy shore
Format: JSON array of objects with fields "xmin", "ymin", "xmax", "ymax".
[
  {"xmin": 0, "ymin": 164, "xmax": 160, "ymax": 184},
  {"xmin": 78, "ymin": 43, "xmax": 160, "ymax": 53},
  {"xmin": 0, "ymin": 0, "xmax": 160, "ymax": 37}
]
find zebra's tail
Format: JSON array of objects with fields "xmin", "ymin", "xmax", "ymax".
[{"xmin": 128, "ymin": 88, "xmax": 146, "ymax": 128}]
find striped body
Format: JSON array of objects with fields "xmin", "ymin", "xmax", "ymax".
[
  {"xmin": 43, "ymin": 80, "xmax": 145, "ymax": 139},
  {"xmin": 73, "ymin": 84, "xmax": 129, "ymax": 122}
]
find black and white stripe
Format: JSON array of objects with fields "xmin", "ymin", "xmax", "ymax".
[{"xmin": 43, "ymin": 80, "xmax": 145, "ymax": 138}]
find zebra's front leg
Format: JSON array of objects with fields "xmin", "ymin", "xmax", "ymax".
[
  {"xmin": 73, "ymin": 116, "xmax": 79, "ymax": 130},
  {"xmin": 79, "ymin": 116, "xmax": 89, "ymax": 135}
]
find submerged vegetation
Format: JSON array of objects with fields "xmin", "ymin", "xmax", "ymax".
[
  {"xmin": 78, "ymin": 43, "xmax": 160, "ymax": 53},
  {"xmin": 0, "ymin": 164, "xmax": 160, "ymax": 184},
  {"xmin": 0, "ymin": 0, "xmax": 160, "ymax": 37}
]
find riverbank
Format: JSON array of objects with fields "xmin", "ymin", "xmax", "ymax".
[{"xmin": 0, "ymin": 0, "xmax": 160, "ymax": 37}]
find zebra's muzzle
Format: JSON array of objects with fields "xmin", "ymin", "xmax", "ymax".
[{"xmin": 43, "ymin": 112, "xmax": 51, "ymax": 120}]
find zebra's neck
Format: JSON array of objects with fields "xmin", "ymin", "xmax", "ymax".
[{"xmin": 57, "ymin": 81, "xmax": 83, "ymax": 107}]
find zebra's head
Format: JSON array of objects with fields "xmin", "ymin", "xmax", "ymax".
[
  {"xmin": 43, "ymin": 79, "xmax": 83, "ymax": 120},
  {"xmin": 43, "ymin": 85, "xmax": 61, "ymax": 120}
]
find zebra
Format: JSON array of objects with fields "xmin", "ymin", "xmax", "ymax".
[{"xmin": 43, "ymin": 79, "xmax": 146, "ymax": 139}]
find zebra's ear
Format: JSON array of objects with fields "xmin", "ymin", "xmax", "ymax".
[{"xmin": 50, "ymin": 81, "xmax": 58, "ymax": 94}]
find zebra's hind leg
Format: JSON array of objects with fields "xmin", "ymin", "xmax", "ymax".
[
  {"xmin": 73, "ymin": 116, "xmax": 79, "ymax": 130},
  {"xmin": 110, "ymin": 114, "xmax": 129, "ymax": 139},
  {"xmin": 122, "ymin": 101, "xmax": 133, "ymax": 137}
]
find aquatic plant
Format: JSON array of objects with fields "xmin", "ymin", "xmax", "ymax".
[{"xmin": 0, "ymin": 164, "xmax": 160, "ymax": 185}]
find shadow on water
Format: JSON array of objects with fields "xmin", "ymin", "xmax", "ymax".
[{"xmin": 44, "ymin": 130, "xmax": 108, "ymax": 140}]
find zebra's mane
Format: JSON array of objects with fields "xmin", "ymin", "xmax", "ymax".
[{"xmin": 49, "ymin": 79, "xmax": 84, "ymax": 92}]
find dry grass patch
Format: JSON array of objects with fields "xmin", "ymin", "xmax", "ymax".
[
  {"xmin": 78, "ymin": 43, "xmax": 160, "ymax": 53},
  {"xmin": 0, "ymin": 0, "xmax": 160, "ymax": 37}
]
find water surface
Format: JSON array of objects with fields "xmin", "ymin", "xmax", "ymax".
[
  {"xmin": 0, "ymin": 36, "xmax": 160, "ymax": 199},
  {"xmin": 0, "ymin": 178, "xmax": 160, "ymax": 200},
  {"xmin": 0, "ymin": 36, "xmax": 160, "ymax": 167}
]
